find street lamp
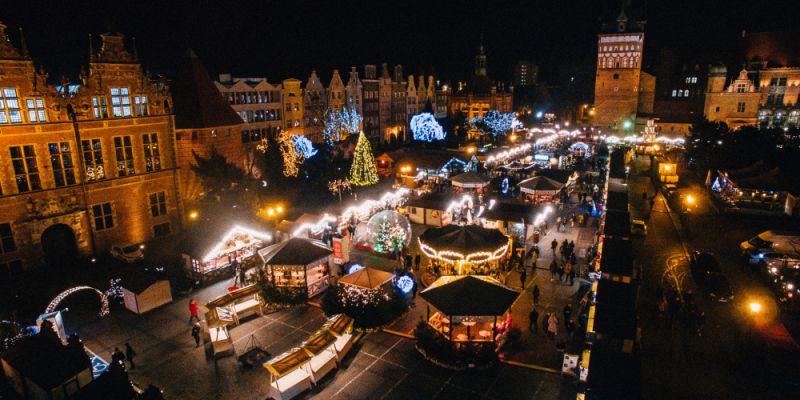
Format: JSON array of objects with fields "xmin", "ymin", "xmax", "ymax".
[
  {"xmin": 189, "ymin": 211, "xmax": 199, "ymax": 221},
  {"xmin": 748, "ymin": 301, "xmax": 762, "ymax": 314}
]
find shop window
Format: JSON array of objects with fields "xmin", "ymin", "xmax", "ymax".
[
  {"xmin": 113, "ymin": 136, "xmax": 135, "ymax": 176},
  {"xmin": 110, "ymin": 87, "xmax": 131, "ymax": 117},
  {"xmin": 9, "ymin": 145, "xmax": 41, "ymax": 192},
  {"xmin": 0, "ymin": 88, "xmax": 22, "ymax": 124},
  {"xmin": 154, "ymin": 222, "xmax": 171, "ymax": 237},
  {"xmin": 81, "ymin": 139, "xmax": 105, "ymax": 180},
  {"xmin": 92, "ymin": 202, "xmax": 114, "ymax": 231},
  {"xmin": 142, "ymin": 133, "xmax": 161, "ymax": 172},
  {"xmin": 49, "ymin": 142, "xmax": 76, "ymax": 187},
  {"xmin": 26, "ymin": 98, "xmax": 46, "ymax": 122},
  {"xmin": 92, "ymin": 97, "xmax": 109, "ymax": 119},
  {"xmin": 149, "ymin": 191, "xmax": 167, "ymax": 217},
  {"xmin": 0, "ymin": 223, "xmax": 16, "ymax": 253}
]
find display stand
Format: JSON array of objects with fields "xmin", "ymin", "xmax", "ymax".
[{"xmin": 210, "ymin": 326, "xmax": 234, "ymax": 357}]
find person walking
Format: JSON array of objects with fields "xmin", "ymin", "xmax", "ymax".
[
  {"xmin": 111, "ymin": 347, "xmax": 126, "ymax": 367},
  {"xmin": 568, "ymin": 240, "xmax": 575, "ymax": 258},
  {"xmin": 414, "ymin": 254, "xmax": 421, "ymax": 270},
  {"xmin": 125, "ymin": 343, "xmax": 136, "ymax": 369},
  {"xmin": 191, "ymin": 322, "xmax": 201, "ymax": 347},
  {"xmin": 551, "ymin": 239, "xmax": 558, "ymax": 256},
  {"xmin": 188, "ymin": 299, "xmax": 200, "ymax": 324},
  {"xmin": 563, "ymin": 304, "xmax": 573, "ymax": 328},
  {"xmin": 529, "ymin": 307, "xmax": 539, "ymax": 333},
  {"xmin": 520, "ymin": 267, "xmax": 527, "ymax": 289},
  {"xmin": 565, "ymin": 319, "xmax": 575, "ymax": 340},
  {"xmin": 532, "ymin": 285, "xmax": 540, "ymax": 306},
  {"xmin": 564, "ymin": 262, "xmax": 572, "ymax": 285},
  {"xmin": 542, "ymin": 312, "xmax": 550, "ymax": 335},
  {"xmin": 557, "ymin": 263, "xmax": 565, "ymax": 282},
  {"xmin": 547, "ymin": 313, "xmax": 559, "ymax": 338},
  {"xmin": 550, "ymin": 260, "xmax": 558, "ymax": 282}
]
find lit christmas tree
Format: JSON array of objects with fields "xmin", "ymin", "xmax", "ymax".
[
  {"xmin": 372, "ymin": 218, "xmax": 391, "ymax": 254},
  {"xmin": 388, "ymin": 225, "xmax": 407, "ymax": 254},
  {"xmin": 349, "ymin": 132, "xmax": 379, "ymax": 186}
]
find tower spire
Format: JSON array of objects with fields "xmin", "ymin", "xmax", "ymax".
[
  {"xmin": 88, "ymin": 33, "xmax": 94, "ymax": 62},
  {"xmin": 18, "ymin": 27, "xmax": 29, "ymax": 58},
  {"xmin": 132, "ymin": 36, "xmax": 138, "ymax": 61}
]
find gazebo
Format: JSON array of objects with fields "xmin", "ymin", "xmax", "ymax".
[
  {"xmin": 449, "ymin": 171, "xmax": 490, "ymax": 192},
  {"xmin": 258, "ymin": 237, "xmax": 333, "ymax": 298},
  {"xmin": 338, "ymin": 267, "xmax": 394, "ymax": 291},
  {"xmin": 418, "ymin": 224, "xmax": 511, "ymax": 274},
  {"xmin": 518, "ymin": 175, "xmax": 564, "ymax": 203},
  {"xmin": 421, "ymin": 275, "xmax": 519, "ymax": 342}
]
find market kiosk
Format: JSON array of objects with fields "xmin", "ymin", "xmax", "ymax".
[
  {"xmin": 263, "ymin": 348, "xmax": 313, "ymax": 400},
  {"xmin": 325, "ymin": 314, "xmax": 356, "ymax": 362},
  {"xmin": 204, "ymin": 284, "xmax": 265, "ymax": 327},
  {"xmin": 179, "ymin": 224, "xmax": 272, "ymax": 283},
  {"xmin": 258, "ymin": 237, "xmax": 333, "ymax": 298},
  {"xmin": 302, "ymin": 330, "xmax": 338, "ymax": 384}
]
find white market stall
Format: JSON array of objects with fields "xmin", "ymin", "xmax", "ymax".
[{"xmin": 119, "ymin": 271, "xmax": 172, "ymax": 314}]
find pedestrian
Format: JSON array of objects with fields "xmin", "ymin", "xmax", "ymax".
[
  {"xmin": 550, "ymin": 260, "xmax": 558, "ymax": 281},
  {"xmin": 557, "ymin": 263, "xmax": 565, "ymax": 282},
  {"xmin": 569, "ymin": 266, "xmax": 576, "ymax": 286},
  {"xmin": 695, "ymin": 311, "xmax": 705, "ymax": 336},
  {"xmin": 411, "ymin": 279, "xmax": 418, "ymax": 299},
  {"xmin": 191, "ymin": 322, "xmax": 201, "ymax": 347},
  {"xmin": 551, "ymin": 239, "xmax": 558, "ymax": 256},
  {"xmin": 565, "ymin": 319, "xmax": 575, "ymax": 340},
  {"xmin": 520, "ymin": 267, "xmax": 527, "ymax": 289},
  {"xmin": 529, "ymin": 307, "xmax": 539, "ymax": 333},
  {"xmin": 657, "ymin": 295, "xmax": 667, "ymax": 317},
  {"xmin": 125, "ymin": 343, "xmax": 136, "ymax": 369},
  {"xmin": 188, "ymin": 298, "xmax": 200, "ymax": 324},
  {"xmin": 569, "ymin": 252, "xmax": 577, "ymax": 266},
  {"xmin": 542, "ymin": 312, "xmax": 550, "ymax": 335},
  {"xmin": 547, "ymin": 313, "xmax": 559, "ymax": 338},
  {"xmin": 111, "ymin": 347, "xmax": 126, "ymax": 367},
  {"xmin": 563, "ymin": 304, "xmax": 573, "ymax": 327},
  {"xmin": 568, "ymin": 240, "xmax": 575, "ymax": 258},
  {"xmin": 561, "ymin": 239, "xmax": 569, "ymax": 261},
  {"xmin": 404, "ymin": 254, "xmax": 413, "ymax": 271},
  {"xmin": 414, "ymin": 254, "xmax": 421, "ymax": 270},
  {"xmin": 533, "ymin": 285, "xmax": 540, "ymax": 306}
]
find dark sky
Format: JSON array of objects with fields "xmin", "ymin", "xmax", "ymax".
[{"xmin": 8, "ymin": 0, "xmax": 800, "ymax": 87}]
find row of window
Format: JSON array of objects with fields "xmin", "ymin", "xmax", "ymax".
[
  {"xmin": 671, "ymin": 89, "xmax": 691, "ymax": 98},
  {"xmin": 92, "ymin": 88, "xmax": 148, "ymax": 119},
  {"xmin": 241, "ymin": 127, "xmax": 280, "ymax": 143},
  {"xmin": 713, "ymin": 102, "xmax": 749, "ymax": 114},
  {"xmin": 237, "ymin": 109, "xmax": 281, "ymax": 123},
  {"xmin": 0, "ymin": 134, "xmax": 160, "ymax": 195},
  {"xmin": 600, "ymin": 57, "xmax": 639, "ymax": 69},
  {"xmin": 224, "ymin": 91, "xmax": 281, "ymax": 105},
  {"xmin": 684, "ymin": 77, "xmax": 698, "ymax": 84},
  {"xmin": 0, "ymin": 88, "xmax": 47, "ymax": 124},
  {"xmin": 600, "ymin": 45, "xmax": 639, "ymax": 53},
  {"xmin": 285, "ymin": 103, "xmax": 300, "ymax": 112},
  {"xmin": 91, "ymin": 193, "xmax": 168, "ymax": 231}
]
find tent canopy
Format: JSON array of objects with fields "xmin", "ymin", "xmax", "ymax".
[
  {"xmin": 518, "ymin": 176, "xmax": 564, "ymax": 195},
  {"xmin": 339, "ymin": 267, "xmax": 394, "ymax": 290},
  {"xmin": 420, "ymin": 275, "xmax": 519, "ymax": 316},
  {"xmin": 450, "ymin": 171, "xmax": 490, "ymax": 188},
  {"xmin": 419, "ymin": 224, "xmax": 509, "ymax": 256},
  {"xmin": 258, "ymin": 237, "xmax": 332, "ymax": 266}
]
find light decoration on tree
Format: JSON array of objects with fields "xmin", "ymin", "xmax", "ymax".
[
  {"xmin": 410, "ymin": 112, "xmax": 445, "ymax": 142},
  {"xmin": 372, "ymin": 218, "xmax": 392, "ymax": 254},
  {"xmin": 45, "ymin": 286, "xmax": 110, "ymax": 317},
  {"xmin": 328, "ymin": 178, "xmax": 352, "ymax": 203},
  {"xmin": 349, "ymin": 132, "xmax": 379, "ymax": 186},
  {"xmin": 278, "ymin": 131, "xmax": 300, "ymax": 177},
  {"xmin": 292, "ymin": 135, "xmax": 318, "ymax": 159},
  {"xmin": 395, "ymin": 276, "xmax": 414, "ymax": 295},
  {"xmin": 338, "ymin": 283, "xmax": 389, "ymax": 308},
  {"xmin": 367, "ymin": 210, "xmax": 411, "ymax": 254},
  {"xmin": 472, "ymin": 110, "xmax": 516, "ymax": 136},
  {"xmin": 418, "ymin": 239, "xmax": 511, "ymax": 265},
  {"xmin": 323, "ymin": 106, "xmax": 363, "ymax": 147}
]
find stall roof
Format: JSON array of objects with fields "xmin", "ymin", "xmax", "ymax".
[
  {"xmin": 117, "ymin": 269, "xmax": 161, "ymax": 294},
  {"xmin": 586, "ymin": 348, "xmax": 641, "ymax": 399},
  {"xmin": 536, "ymin": 168, "xmax": 575, "ymax": 184},
  {"xmin": 419, "ymin": 224, "xmax": 510, "ymax": 256},
  {"xmin": 607, "ymin": 180, "xmax": 628, "ymax": 194},
  {"xmin": 391, "ymin": 149, "xmax": 468, "ymax": 171},
  {"xmin": 603, "ymin": 210, "xmax": 631, "ymax": 238},
  {"xmin": 338, "ymin": 267, "xmax": 394, "ymax": 290},
  {"xmin": 450, "ymin": 171, "xmax": 490, "ymax": 188},
  {"xmin": 594, "ymin": 279, "xmax": 637, "ymax": 339},
  {"xmin": 263, "ymin": 347, "xmax": 311, "ymax": 378},
  {"xmin": 177, "ymin": 221, "xmax": 272, "ymax": 260},
  {"xmin": 325, "ymin": 314, "xmax": 354, "ymax": 336},
  {"xmin": 406, "ymin": 193, "xmax": 463, "ymax": 211},
  {"xmin": 258, "ymin": 237, "xmax": 332, "ymax": 266},
  {"xmin": 2, "ymin": 332, "xmax": 91, "ymax": 390},
  {"xmin": 302, "ymin": 329, "xmax": 337, "ymax": 356},
  {"xmin": 599, "ymin": 238, "xmax": 633, "ymax": 277},
  {"xmin": 518, "ymin": 176, "xmax": 564, "ymax": 194},
  {"xmin": 420, "ymin": 275, "xmax": 519, "ymax": 316},
  {"xmin": 480, "ymin": 201, "xmax": 544, "ymax": 225},
  {"xmin": 606, "ymin": 191, "xmax": 629, "ymax": 212}
]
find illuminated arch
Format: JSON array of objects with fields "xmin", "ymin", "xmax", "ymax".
[{"xmin": 45, "ymin": 286, "xmax": 110, "ymax": 317}]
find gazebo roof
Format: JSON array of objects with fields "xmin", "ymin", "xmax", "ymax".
[
  {"xmin": 419, "ymin": 224, "xmax": 509, "ymax": 256},
  {"xmin": 420, "ymin": 275, "xmax": 519, "ymax": 316},
  {"xmin": 258, "ymin": 237, "xmax": 332, "ymax": 266},
  {"xmin": 450, "ymin": 171, "xmax": 489, "ymax": 188},
  {"xmin": 518, "ymin": 176, "xmax": 564, "ymax": 194},
  {"xmin": 338, "ymin": 267, "xmax": 394, "ymax": 290}
]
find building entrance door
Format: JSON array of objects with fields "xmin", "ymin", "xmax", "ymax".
[{"xmin": 41, "ymin": 224, "xmax": 78, "ymax": 267}]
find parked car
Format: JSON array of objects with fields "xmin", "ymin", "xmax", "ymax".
[
  {"xmin": 690, "ymin": 251, "xmax": 734, "ymax": 302},
  {"xmin": 111, "ymin": 244, "xmax": 144, "ymax": 263},
  {"xmin": 630, "ymin": 220, "xmax": 647, "ymax": 236}
]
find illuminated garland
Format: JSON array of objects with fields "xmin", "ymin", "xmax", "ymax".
[
  {"xmin": 471, "ymin": 110, "xmax": 516, "ymax": 136},
  {"xmin": 418, "ymin": 238, "xmax": 511, "ymax": 265},
  {"xmin": 340, "ymin": 188, "xmax": 409, "ymax": 222},
  {"xmin": 349, "ymin": 132, "xmax": 379, "ymax": 186},
  {"xmin": 46, "ymin": 286, "xmax": 110, "ymax": 317},
  {"xmin": 338, "ymin": 283, "xmax": 389, "ymax": 308}
]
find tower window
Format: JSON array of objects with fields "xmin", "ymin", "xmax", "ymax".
[
  {"xmin": 737, "ymin": 102, "xmax": 745, "ymax": 113},
  {"xmin": 613, "ymin": 73, "xmax": 620, "ymax": 80}
]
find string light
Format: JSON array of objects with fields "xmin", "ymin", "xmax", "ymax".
[
  {"xmin": 278, "ymin": 131, "xmax": 300, "ymax": 177},
  {"xmin": 349, "ymin": 132, "xmax": 379, "ymax": 186},
  {"xmin": 292, "ymin": 214, "xmax": 337, "ymax": 237},
  {"xmin": 410, "ymin": 112, "xmax": 446, "ymax": 141},
  {"xmin": 324, "ymin": 106, "xmax": 362, "ymax": 147},
  {"xmin": 418, "ymin": 239, "xmax": 511, "ymax": 265},
  {"xmin": 471, "ymin": 110, "xmax": 516, "ymax": 136},
  {"xmin": 202, "ymin": 225, "xmax": 272, "ymax": 262},
  {"xmin": 395, "ymin": 276, "xmax": 414, "ymax": 294},
  {"xmin": 341, "ymin": 188, "xmax": 410, "ymax": 223},
  {"xmin": 46, "ymin": 286, "xmax": 110, "ymax": 317},
  {"xmin": 292, "ymin": 135, "xmax": 318, "ymax": 159}
]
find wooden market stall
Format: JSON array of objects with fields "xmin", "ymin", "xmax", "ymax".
[
  {"xmin": 204, "ymin": 284, "xmax": 265, "ymax": 327},
  {"xmin": 325, "ymin": 314, "xmax": 356, "ymax": 362},
  {"xmin": 301, "ymin": 330, "xmax": 338, "ymax": 384},
  {"xmin": 420, "ymin": 275, "xmax": 519, "ymax": 342},
  {"xmin": 118, "ymin": 270, "xmax": 172, "ymax": 314},
  {"xmin": 258, "ymin": 237, "xmax": 333, "ymax": 298},
  {"xmin": 263, "ymin": 348, "xmax": 313, "ymax": 400},
  {"xmin": 178, "ymin": 223, "xmax": 272, "ymax": 283}
]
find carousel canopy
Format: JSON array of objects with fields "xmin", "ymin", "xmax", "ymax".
[
  {"xmin": 450, "ymin": 171, "xmax": 490, "ymax": 188},
  {"xmin": 518, "ymin": 176, "xmax": 564, "ymax": 195},
  {"xmin": 258, "ymin": 237, "xmax": 332, "ymax": 266},
  {"xmin": 419, "ymin": 224, "xmax": 510, "ymax": 262},
  {"xmin": 339, "ymin": 267, "xmax": 394, "ymax": 290},
  {"xmin": 420, "ymin": 275, "xmax": 519, "ymax": 316}
]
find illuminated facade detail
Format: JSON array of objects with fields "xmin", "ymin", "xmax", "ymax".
[
  {"xmin": 0, "ymin": 26, "xmax": 180, "ymax": 271},
  {"xmin": 449, "ymin": 40, "xmax": 513, "ymax": 125}
]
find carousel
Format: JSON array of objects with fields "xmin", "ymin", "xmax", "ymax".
[
  {"xmin": 418, "ymin": 224, "xmax": 511, "ymax": 275},
  {"xmin": 518, "ymin": 175, "xmax": 564, "ymax": 204},
  {"xmin": 421, "ymin": 275, "xmax": 519, "ymax": 343}
]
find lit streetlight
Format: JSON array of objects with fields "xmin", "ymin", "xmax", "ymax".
[{"xmin": 748, "ymin": 301, "xmax": 762, "ymax": 314}]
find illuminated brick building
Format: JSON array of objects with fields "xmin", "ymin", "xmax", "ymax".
[
  {"xmin": 448, "ymin": 40, "xmax": 514, "ymax": 122},
  {"xmin": 0, "ymin": 25, "xmax": 180, "ymax": 275}
]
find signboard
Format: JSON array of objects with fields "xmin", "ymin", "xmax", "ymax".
[
  {"xmin": 216, "ymin": 306, "xmax": 233, "ymax": 322},
  {"xmin": 332, "ymin": 237, "xmax": 344, "ymax": 264},
  {"xmin": 562, "ymin": 353, "xmax": 579, "ymax": 373}
]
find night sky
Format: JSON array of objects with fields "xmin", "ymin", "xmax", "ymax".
[{"xmin": 8, "ymin": 0, "xmax": 800, "ymax": 87}]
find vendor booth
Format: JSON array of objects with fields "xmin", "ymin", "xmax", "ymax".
[
  {"xmin": 119, "ymin": 271, "xmax": 172, "ymax": 314},
  {"xmin": 449, "ymin": 171, "xmax": 490, "ymax": 193},
  {"xmin": 518, "ymin": 176, "xmax": 564, "ymax": 204},
  {"xmin": 179, "ymin": 223, "xmax": 272, "ymax": 283},
  {"xmin": 259, "ymin": 237, "xmax": 333, "ymax": 298},
  {"xmin": 405, "ymin": 193, "xmax": 473, "ymax": 227},
  {"xmin": 204, "ymin": 284, "xmax": 265, "ymax": 327},
  {"xmin": 420, "ymin": 275, "xmax": 519, "ymax": 342},
  {"xmin": 338, "ymin": 267, "xmax": 394, "ymax": 291},
  {"xmin": 263, "ymin": 348, "xmax": 313, "ymax": 400},
  {"xmin": 418, "ymin": 224, "xmax": 511, "ymax": 274}
]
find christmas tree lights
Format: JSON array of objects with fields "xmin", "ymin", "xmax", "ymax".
[
  {"xmin": 278, "ymin": 131, "xmax": 300, "ymax": 177},
  {"xmin": 349, "ymin": 132, "xmax": 379, "ymax": 186}
]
